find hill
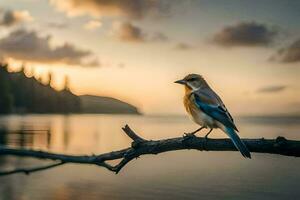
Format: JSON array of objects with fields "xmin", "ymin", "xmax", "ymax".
[
  {"xmin": 0, "ymin": 63, "xmax": 140, "ymax": 115},
  {"xmin": 80, "ymin": 95, "xmax": 140, "ymax": 114}
]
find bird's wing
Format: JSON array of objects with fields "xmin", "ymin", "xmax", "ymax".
[{"xmin": 193, "ymin": 89, "xmax": 238, "ymax": 131}]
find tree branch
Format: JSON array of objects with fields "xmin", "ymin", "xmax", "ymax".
[
  {"xmin": 0, "ymin": 124, "xmax": 300, "ymax": 176},
  {"xmin": 0, "ymin": 161, "xmax": 65, "ymax": 176}
]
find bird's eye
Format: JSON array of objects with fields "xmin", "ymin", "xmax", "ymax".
[{"xmin": 188, "ymin": 78, "xmax": 197, "ymax": 81}]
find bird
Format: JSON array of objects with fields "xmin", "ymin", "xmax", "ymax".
[{"xmin": 175, "ymin": 74, "xmax": 251, "ymax": 158}]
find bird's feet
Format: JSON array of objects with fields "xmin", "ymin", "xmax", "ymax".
[
  {"xmin": 202, "ymin": 135, "xmax": 210, "ymax": 150},
  {"xmin": 204, "ymin": 134, "xmax": 209, "ymax": 141},
  {"xmin": 183, "ymin": 132, "xmax": 196, "ymax": 141}
]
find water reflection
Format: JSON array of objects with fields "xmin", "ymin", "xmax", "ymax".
[
  {"xmin": 0, "ymin": 114, "xmax": 300, "ymax": 200},
  {"xmin": 0, "ymin": 114, "xmax": 143, "ymax": 154},
  {"xmin": 1, "ymin": 114, "xmax": 300, "ymax": 154},
  {"xmin": 0, "ymin": 128, "xmax": 51, "ymax": 148}
]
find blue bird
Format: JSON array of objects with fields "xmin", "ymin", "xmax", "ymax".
[{"xmin": 175, "ymin": 74, "xmax": 251, "ymax": 158}]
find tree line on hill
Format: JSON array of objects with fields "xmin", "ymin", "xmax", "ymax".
[{"xmin": 0, "ymin": 63, "xmax": 81, "ymax": 114}]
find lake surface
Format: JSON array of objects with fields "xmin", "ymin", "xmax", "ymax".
[{"xmin": 0, "ymin": 114, "xmax": 300, "ymax": 200}]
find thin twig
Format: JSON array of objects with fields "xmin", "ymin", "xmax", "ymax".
[{"xmin": 0, "ymin": 161, "xmax": 65, "ymax": 176}]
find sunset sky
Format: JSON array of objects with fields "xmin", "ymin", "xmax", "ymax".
[{"xmin": 0, "ymin": 0, "xmax": 299, "ymax": 115}]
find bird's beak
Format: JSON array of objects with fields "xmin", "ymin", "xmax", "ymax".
[{"xmin": 174, "ymin": 79, "xmax": 186, "ymax": 85}]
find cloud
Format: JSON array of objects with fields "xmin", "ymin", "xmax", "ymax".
[
  {"xmin": 50, "ymin": 0, "xmax": 171, "ymax": 19},
  {"xmin": 47, "ymin": 22, "xmax": 69, "ymax": 29},
  {"xmin": 84, "ymin": 20, "xmax": 102, "ymax": 31},
  {"xmin": 174, "ymin": 42, "xmax": 193, "ymax": 50},
  {"xmin": 212, "ymin": 22, "xmax": 278, "ymax": 47},
  {"xmin": 113, "ymin": 22, "xmax": 146, "ymax": 42},
  {"xmin": 271, "ymin": 38, "xmax": 300, "ymax": 63},
  {"xmin": 112, "ymin": 21, "xmax": 168, "ymax": 43},
  {"xmin": 0, "ymin": 29, "xmax": 99, "ymax": 67},
  {"xmin": 0, "ymin": 9, "xmax": 33, "ymax": 26},
  {"xmin": 151, "ymin": 32, "xmax": 169, "ymax": 42},
  {"xmin": 257, "ymin": 85, "xmax": 287, "ymax": 93}
]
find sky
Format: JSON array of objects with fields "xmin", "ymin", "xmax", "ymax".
[{"xmin": 0, "ymin": 0, "xmax": 299, "ymax": 115}]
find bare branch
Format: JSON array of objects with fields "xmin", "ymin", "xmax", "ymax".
[
  {"xmin": 0, "ymin": 124, "xmax": 300, "ymax": 176},
  {"xmin": 0, "ymin": 161, "xmax": 65, "ymax": 176},
  {"xmin": 122, "ymin": 124, "xmax": 146, "ymax": 142}
]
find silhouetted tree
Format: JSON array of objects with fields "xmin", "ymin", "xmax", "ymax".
[
  {"xmin": 63, "ymin": 75, "xmax": 70, "ymax": 91},
  {"xmin": 47, "ymin": 72, "xmax": 52, "ymax": 86},
  {"xmin": 0, "ymin": 63, "xmax": 81, "ymax": 114},
  {"xmin": 0, "ymin": 64, "xmax": 13, "ymax": 114}
]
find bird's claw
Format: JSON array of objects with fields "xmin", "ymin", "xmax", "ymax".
[
  {"xmin": 183, "ymin": 132, "xmax": 196, "ymax": 141},
  {"xmin": 202, "ymin": 136, "xmax": 210, "ymax": 150}
]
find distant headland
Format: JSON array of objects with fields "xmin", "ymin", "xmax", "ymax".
[{"xmin": 0, "ymin": 63, "xmax": 140, "ymax": 115}]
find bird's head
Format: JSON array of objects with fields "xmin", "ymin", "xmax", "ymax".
[{"xmin": 175, "ymin": 74, "xmax": 208, "ymax": 91}]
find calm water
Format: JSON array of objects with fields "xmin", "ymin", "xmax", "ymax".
[{"xmin": 0, "ymin": 114, "xmax": 300, "ymax": 200}]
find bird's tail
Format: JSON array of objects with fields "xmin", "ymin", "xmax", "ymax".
[{"xmin": 224, "ymin": 127, "xmax": 251, "ymax": 158}]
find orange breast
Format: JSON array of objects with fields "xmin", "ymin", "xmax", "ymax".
[
  {"xmin": 183, "ymin": 93, "xmax": 197, "ymax": 116},
  {"xmin": 183, "ymin": 85, "xmax": 193, "ymax": 113}
]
